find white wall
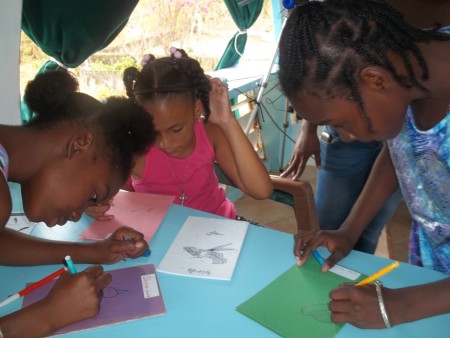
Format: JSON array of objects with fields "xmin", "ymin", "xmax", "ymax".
[{"xmin": 0, "ymin": 0, "xmax": 22, "ymax": 125}]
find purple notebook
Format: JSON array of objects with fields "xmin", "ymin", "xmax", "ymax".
[{"xmin": 22, "ymin": 264, "xmax": 166, "ymax": 336}]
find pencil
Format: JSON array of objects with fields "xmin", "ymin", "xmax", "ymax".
[
  {"xmin": 64, "ymin": 255, "xmax": 77, "ymax": 274},
  {"xmin": 312, "ymin": 249, "xmax": 325, "ymax": 266},
  {"xmin": 355, "ymin": 261, "xmax": 400, "ymax": 286},
  {"xmin": 0, "ymin": 267, "xmax": 67, "ymax": 308}
]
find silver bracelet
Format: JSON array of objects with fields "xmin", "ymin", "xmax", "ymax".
[{"xmin": 375, "ymin": 281, "xmax": 391, "ymax": 328}]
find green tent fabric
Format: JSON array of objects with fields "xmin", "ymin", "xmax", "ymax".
[
  {"xmin": 21, "ymin": 0, "xmax": 139, "ymax": 68},
  {"xmin": 215, "ymin": 0, "xmax": 264, "ymax": 70},
  {"xmin": 20, "ymin": 0, "xmax": 139, "ymax": 122}
]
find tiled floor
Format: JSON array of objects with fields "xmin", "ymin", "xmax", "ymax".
[{"xmin": 235, "ymin": 166, "xmax": 412, "ymax": 262}]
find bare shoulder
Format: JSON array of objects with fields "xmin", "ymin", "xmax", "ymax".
[{"xmin": 203, "ymin": 121, "xmax": 224, "ymax": 146}]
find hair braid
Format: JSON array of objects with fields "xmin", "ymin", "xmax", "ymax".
[
  {"xmin": 177, "ymin": 57, "xmax": 212, "ymax": 120},
  {"xmin": 279, "ymin": 0, "xmax": 450, "ymax": 120},
  {"xmin": 125, "ymin": 48, "xmax": 211, "ymax": 120},
  {"xmin": 342, "ymin": 59, "xmax": 372, "ymax": 131}
]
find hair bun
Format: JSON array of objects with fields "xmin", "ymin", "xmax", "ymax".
[{"xmin": 24, "ymin": 70, "xmax": 79, "ymax": 117}]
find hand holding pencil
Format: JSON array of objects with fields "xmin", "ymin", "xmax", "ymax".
[
  {"xmin": 0, "ymin": 264, "xmax": 112, "ymax": 337},
  {"xmin": 29, "ymin": 265, "xmax": 112, "ymax": 336},
  {"xmin": 93, "ymin": 226, "xmax": 149, "ymax": 264},
  {"xmin": 328, "ymin": 260, "xmax": 400, "ymax": 329}
]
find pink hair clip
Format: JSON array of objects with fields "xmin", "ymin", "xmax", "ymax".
[
  {"xmin": 141, "ymin": 54, "xmax": 152, "ymax": 67},
  {"xmin": 169, "ymin": 46, "xmax": 182, "ymax": 59}
]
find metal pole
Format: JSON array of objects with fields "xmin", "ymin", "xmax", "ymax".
[
  {"xmin": 279, "ymin": 97, "xmax": 290, "ymax": 171},
  {"xmin": 244, "ymin": 13, "xmax": 288, "ymax": 135}
]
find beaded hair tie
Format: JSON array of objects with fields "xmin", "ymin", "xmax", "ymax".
[
  {"xmin": 134, "ymin": 47, "xmax": 191, "ymax": 96},
  {"xmin": 169, "ymin": 46, "xmax": 183, "ymax": 59},
  {"xmin": 140, "ymin": 54, "xmax": 155, "ymax": 67}
]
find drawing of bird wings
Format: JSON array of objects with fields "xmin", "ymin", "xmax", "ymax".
[
  {"xmin": 184, "ymin": 246, "xmax": 201, "ymax": 257},
  {"xmin": 204, "ymin": 251, "xmax": 227, "ymax": 264},
  {"xmin": 207, "ymin": 243, "xmax": 234, "ymax": 252},
  {"xmin": 183, "ymin": 246, "xmax": 228, "ymax": 264}
]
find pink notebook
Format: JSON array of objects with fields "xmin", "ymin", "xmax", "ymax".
[
  {"xmin": 22, "ymin": 264, "xmax": 166, "ymax": 336},
  {"xmin": 80, "ymin": 190, "xmax": 175, "ymax": 242}
]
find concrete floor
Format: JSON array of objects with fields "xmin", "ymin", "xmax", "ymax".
[{"xmin": 235, "ymin": 165, "xmax": 411, "ymax": 262}]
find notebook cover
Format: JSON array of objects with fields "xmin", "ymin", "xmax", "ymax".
[
  {"xmin": 22, "ymin": 264, "xmax": 166, "ymax": 336},
  {"xmin": 236, "ymin": 259, "xmax": 365, "ymax": 338},
  {"xmin": 80, "ymin": 190, "xmax": 175, "ymax": 242}
]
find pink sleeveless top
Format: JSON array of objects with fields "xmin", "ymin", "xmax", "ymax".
[{"xmin": 132, "ymin": 120, "xmax": 236, "ymax": 219}]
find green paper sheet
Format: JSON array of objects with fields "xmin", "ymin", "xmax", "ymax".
[{"xmin": 236, "ymin": 259, "xmax": 365, "ymax": 338}]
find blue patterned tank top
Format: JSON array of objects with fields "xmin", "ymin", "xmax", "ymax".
[
  {"xmin": 0, "ymin": 144, "xmax": 9, "ymax": 180},
  {"xmin": 387, "ymin": 106, "xmax": 450, "ymax": 273}
]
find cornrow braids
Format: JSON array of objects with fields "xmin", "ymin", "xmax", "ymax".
[
  {"xmin": 123, "ymin": 49, "xmax": 212, "ymax": 120},
  {"xmin": 279, "ymin": 0, "xmax": 450, "ymax": 130}
]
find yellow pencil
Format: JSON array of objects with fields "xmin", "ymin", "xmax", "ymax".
[{"xmin": 355, "ymin": 261, "xmax": 400, "ymax": 286}]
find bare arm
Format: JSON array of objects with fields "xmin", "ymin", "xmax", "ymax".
[
  {"xmin": 0, "ymin": 265, "xmax": 111, "ymax": 338},
  {"xmin": 388, "ymin": 277, "xmax": 450, "ymax": 325},
  {"xmin": 206, "ymin": 78, "xmax": 272, "ymax": 199},
  {"xmin": 0, "ymin": 227, "xmax": 148, "ymax": 266}
]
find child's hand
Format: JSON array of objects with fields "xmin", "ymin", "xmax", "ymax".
[
  {"xmin": 207, "ymin": 77, "xmax": 233, "ymax": 126},
  {"xmin": 294, "ymin": 228, "xmax": 354, "ymax": 272},
  {"xmin": 329, "ymin": 282, "xmax": 395, "ymax": 328},
  {"xmin": 40, "ymin": 265, "xmax": 111, "ymax": 331},
  {"xmin": 85, "ymin": 199, "xmax": 114, "ymax": 221},
  {"xmin": 93, "ymin": 226, "xmax": 149, "ymax": 263}
]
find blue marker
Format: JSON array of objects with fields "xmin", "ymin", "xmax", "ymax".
[
  {"xmin": 312, "ymin": 250, "xmax": 325, "ymax": 266},
  {"xmin": 64, "ymin": 255, "xmax": 77, "ymax": 274},
  {"xmin": 124, "ymin": 236, "xmax": 151, "ymax": 257}
]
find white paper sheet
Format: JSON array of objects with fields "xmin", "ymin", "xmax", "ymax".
[
  {"xmin": 6, "ymin": 214, "xmax": 37, "ymax": 235},
  {"xmin": 157, "ymin": 216, "xmax": 249, "ymax": 281}
]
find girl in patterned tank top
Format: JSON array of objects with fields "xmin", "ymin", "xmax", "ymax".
[{"xmin": 279, "ymin": 0, "xmax": 450, "ymax": 330}]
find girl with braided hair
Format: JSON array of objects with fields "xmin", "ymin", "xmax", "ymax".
[
  {"xmin": 279, "ymin": 0, "xmax": 450, "ymax": 329},
  {"xmin": 88, "ymin": 47, "xmax": 272, "ymax": 220}
]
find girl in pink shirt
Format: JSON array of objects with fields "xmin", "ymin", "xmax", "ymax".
[
  {"xmin": 89, "ymin": 48, "xmax": 272, "ymax": 220},
  {"xmin": 132, "ymin": 118, "xmax": 236, "ymax": 218}
]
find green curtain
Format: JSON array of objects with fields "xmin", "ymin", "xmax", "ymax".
[
  {"xmin": 215, "ymin": 0, "xmax": 264, "ymax": 70},
  {"xmin": 21, "ymin": 0, "xmax": 139, "ymax": 68},
  {"xmin": 20, "ymin": 0, "xmax": 139, "ymax": 122}
]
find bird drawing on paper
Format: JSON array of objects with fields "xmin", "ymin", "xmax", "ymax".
[{"xmin": 183, "ymin": 243, "xmax": 234, "ymax": 264}]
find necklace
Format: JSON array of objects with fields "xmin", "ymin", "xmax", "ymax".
[{"xmin": 165, "ymin": 157, "xmax": 189, "ymax": 206}]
